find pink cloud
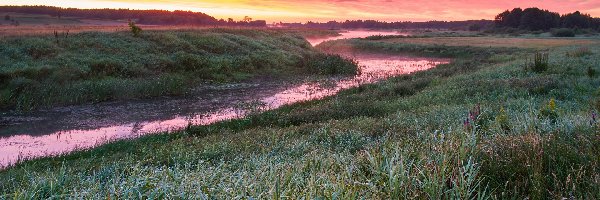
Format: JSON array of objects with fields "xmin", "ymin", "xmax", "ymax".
[{"xmin": 3, "ymin": 0, "xmax": 599, "ymax": 22}]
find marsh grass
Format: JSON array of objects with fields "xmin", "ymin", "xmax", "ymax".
[
  {"xmin": 0, "ymin": 29, "xmax": 358, "ymax": 111},
  {"xmin": 1, "ymin": 37, "xmax": 599, "ymax": 199},
  {"xmin": 566, "ymin": 47, "xmax": 593, "ymax": 58},
  {"xmin": 525, "ymin": 52, "xmax": 549, "ymax": 73}
]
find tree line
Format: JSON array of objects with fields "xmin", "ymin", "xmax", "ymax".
[
  {"xmin": 278, "ymin": 20, "xmax": 493, "ymax": 31},
  {"xmin": 495, "ymin": 8, "xmax": 599, "ymax": 31},
  {"xmin": 0, "ymin": 5, "xmax": 266, "ymax": 26}
]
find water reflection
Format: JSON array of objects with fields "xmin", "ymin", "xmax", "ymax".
[
  {"xmin": 0, "ymin": 32, "xmax": 447, "ymax": 168},
  {"xmin": 306, "ymin": 30, "xmax": 408, "ymax": 46},
  {"xmin": 0, "ymin": 54, "xmax": 448, "ymax": 167}
]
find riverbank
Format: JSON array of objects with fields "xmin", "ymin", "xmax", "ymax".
[
  {"xmin": 0, "ymin": 51, "xmax": 449, "ymax": 169},
  {"xmin": 1, "ymin": 36, "xmax": 599, "ymax": 198},
  {"xmin": 0, "ymin": 28, "xmax": 356, "ymax": 111}
]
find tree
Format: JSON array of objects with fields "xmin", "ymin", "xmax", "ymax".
[
  {"xmin": 495, "ymin": 10, "xmax": 511, "ymax": 27},
  {"xmin": 242, "ymin": 16, "xmax": 252, "ymax": 23},
  {"xmin": 519, "ymin": 8, "xmax": 559, "ymax": 31},
  {"xmin": 562, "ymin": 11, "xmax": 593, "ymax": 29},
  {"xmin": 505, "ymin": 8, "xmax": 523, "ymax": 28}
]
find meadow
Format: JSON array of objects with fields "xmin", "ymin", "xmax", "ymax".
[
  {"xmin": 0, "ymin": 28, "xmax": 355, "ymax": 110},
  {"xmin": 361, "ymin": 36, "xmax": 600, "ymax": 49},
  {"xmin": 1, "ymin": 33, "xmax": 598, "ymax": 199}
]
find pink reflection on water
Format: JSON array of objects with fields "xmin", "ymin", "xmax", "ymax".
[
  {"xmin": 306, "ymin": 30, "xmax": 408, "ymax": 46},
  {"xmin": 0, "ymin": 54, "xmax": 449, "ymax": 168}
]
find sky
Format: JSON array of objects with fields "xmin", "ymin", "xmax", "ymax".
[{"xmin": 3, "ymin": 0, "xmax": 600, "ymax": 22}]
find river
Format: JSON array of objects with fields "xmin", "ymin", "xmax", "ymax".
[{"xmin": 0, "ymin": 30, "xmax": 449, "ymax": 167}]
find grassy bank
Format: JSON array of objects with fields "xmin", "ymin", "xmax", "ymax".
[
  {"xmin": 1, "ymin": 37, "xmax": 599, "ymax": 199},
  {"xmin": 0, "ymin": 28, "xmax": 356, "ymax": 111}
]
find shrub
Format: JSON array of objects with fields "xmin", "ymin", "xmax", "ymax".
[
  {"xmin": 525, "ymin": 52, "xmax": 549, "ymax": 73},
  {"xmin": 128, "ymin": 21, "xmax": 142, "ymax": 37},
  {"xmin": 551, "ymin": 28, "xmax": 575, "ymax": 37}
]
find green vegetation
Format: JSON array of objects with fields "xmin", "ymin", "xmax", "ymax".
[
  {"xmin": 567, "ymin": 47, "xmax": 593, "ymax": 58},
  {"xmin": 0, "ymin": 29, "xmax": 357, "ymax": 110},
  {"xmin": 525, "ymin": 52, "xmax": 549, "ymax": 72},
  {"xmin": 1, "ymin": 36, "xmax": 599, "ymax": 199},
  {"xmin": 128, "ymin": 21, "xmax": 142, "ymax": 37},
  {"xmin": 551, "ymin": 28, "xmax": 576, "ymax": 37}
]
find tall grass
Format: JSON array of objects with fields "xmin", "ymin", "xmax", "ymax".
[
  {"xmin": 0, "ymin": 29, "xmax": 358, "ymax": 110},
  {"xmin": 525, "ymin": 52, "xmax": 550, "ymax": 73},
  {"xmin": 1, "ymin": 39, "xmax": 599, "ymax": 199}
]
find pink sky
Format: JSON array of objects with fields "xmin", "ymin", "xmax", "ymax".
[{"xmin": 2, "ymin": 0, "xmax": 600, "ymax": 22}]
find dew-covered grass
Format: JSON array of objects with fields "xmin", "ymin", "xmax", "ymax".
[
  {"xmin": 1, "ymin": 37, "xmax": 599, "ymax": 199},
  {"xmin": 0, "ymin": 29, "xmax": 356, "ymax": 110}
]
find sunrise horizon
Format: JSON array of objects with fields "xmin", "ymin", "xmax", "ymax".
[{"xmin": 2, "ymin": 0, "xmax": 600, "ymax": 23}]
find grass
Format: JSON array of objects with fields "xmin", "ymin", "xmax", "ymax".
[
  {"xmin": 360, "ymin": 36, "xmax": 600, "ymax": 49},
  {"xmin": 1, "ymin": 36, "xmax": 599, "ymax": 199},
  {"xmin": 0, "ymin": 12, "xmax": 85, "ymax": 26},
  {"xmin": 0, "ymin": 28, "xmax": 355, "ymax": 110}
]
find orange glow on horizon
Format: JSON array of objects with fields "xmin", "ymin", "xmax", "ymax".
[{"xmin": 2, "ymin": 0, "xmax": 599, "ymax": 23}]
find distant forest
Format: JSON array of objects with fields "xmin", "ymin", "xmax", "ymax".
[
  {"xmin": 495, "ymin": 8, "xmax": 600, "ymax": 31},
  {"xmin": 0, "ymin": 5, "xmax": 267, "ymax": 26},
  {"xmin": 278, "ymin": 20, "xmax": 494, "ymax": 31},
  {"xmin": 2, "ymin": 6, "xmax": 598, "ymax": 32},
  {"xmin": 280, "ymin": 8, "xmax": 599, "ymax": 31}
]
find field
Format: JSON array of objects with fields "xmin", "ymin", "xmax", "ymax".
[
  {"xmin": 364, "ymin": 36, "xmax": 600, "ymax": 49},
  {"xmin": 1, "ymin": 33, "xmax": 598, "ymax": 199},
  {"xmin": 0, "ymin": 28, "xmax": 353, "ymax": 110}
]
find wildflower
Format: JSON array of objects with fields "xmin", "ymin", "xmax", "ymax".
[
  {"xmin": 497, "ymin": 107, "xmax": 511, "ymax": 133},
  {"xmin": 548, "ymin": 98, "xmax": 556, "ymax": 111},
  {"xmin": 469, "ymin": 104, "xmax": 481, "ymax": 122}
]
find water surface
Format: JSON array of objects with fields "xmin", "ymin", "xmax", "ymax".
[
  {"xmin": 0, "ymin": 31, "xmax": 447, "ymax": 167},
  {"xmin": 306, "ymin": 30, "xmax": 408, "ymax": 46}
]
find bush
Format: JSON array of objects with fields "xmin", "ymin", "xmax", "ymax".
[
  {"xmin": 551, "ymin": 28, "xmax": 575, "ymax": 37},
  {"xmin": 525, "ymin": 52, "xmax": 549, "ymax": 73},
  {"xmin": 128, "ymin": 21, "xmax": 142, "ymax": 37}
]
